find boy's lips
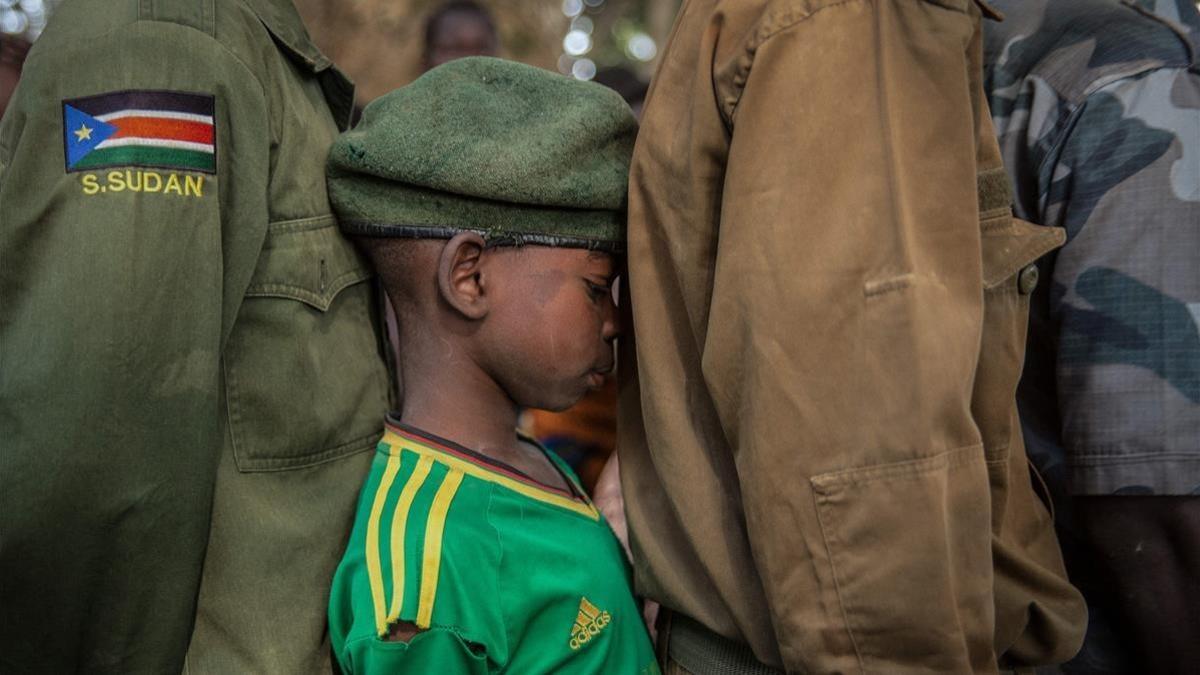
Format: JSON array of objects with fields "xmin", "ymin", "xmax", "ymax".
[{"xmin": 587, "ymin": 363, "xmax": 613, "ymax": 388}]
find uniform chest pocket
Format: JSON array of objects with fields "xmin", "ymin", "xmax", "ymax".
[
  {"xmin": 974, "ymin": 214, "xmax": 1065, "ymax": 457},
  {"xmin": 223, "ymin": 215, "xmax": 389, "ymax": 472}
]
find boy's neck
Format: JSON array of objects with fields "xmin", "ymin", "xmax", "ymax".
[
  {"xmin": 397, "ymin": 340, "xmax": 523, "ymax": 459},
  {"xmin": 395, "ymin": 334, "xmax": 573, "ymax": 495}
]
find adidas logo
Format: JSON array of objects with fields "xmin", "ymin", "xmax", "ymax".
[{"xmin": 568, "ymin": 597, "xmax": 612, "ymax": 650}]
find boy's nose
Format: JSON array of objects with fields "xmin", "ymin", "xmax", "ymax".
[{"xmin": 602, "ymin": 297, "xmax": 621, "ymax": 342}]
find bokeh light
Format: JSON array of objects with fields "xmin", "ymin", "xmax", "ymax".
[
  {"xmin": 626, "ymin": 32, "xmax": 657, "ymax": 62},
  {"xmin": 571, "ymin": 58, "xmax": 596, "ymax": 81},
  {"xmin": 562, "ymin": 29, "xmax": 591, "ymax": 56},
  {"xmin": 561, "ymin": 0, "xmax": 583, "ymax": 19},
  {"xmin": 1, "ymin": 0, "xmax": 59, "ymax": 40}
]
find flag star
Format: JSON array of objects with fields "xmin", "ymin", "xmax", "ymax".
[{"xmin": 74, "ymin": 124, "xmax": 93, "ymax": 142}]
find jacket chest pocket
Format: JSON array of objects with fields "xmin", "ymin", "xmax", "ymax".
[
  {"xmin": 972, "ymin": 213, "xmax": 1064, "ymax": 461},
  {"xmin": 223, "ymin": 215, "xmax": 389, "ymax": 471}
]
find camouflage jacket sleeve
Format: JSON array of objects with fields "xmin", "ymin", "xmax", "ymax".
[{"xmin": 1043, "ymin": 64, "xmax": 1200, "ymax": 495}]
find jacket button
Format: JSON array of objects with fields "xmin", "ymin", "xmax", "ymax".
[{"xmin": 1018, "ymin": 265, "xmax": 1039, "ymax": 295}]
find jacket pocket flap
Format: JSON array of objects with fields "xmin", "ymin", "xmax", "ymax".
[
  {"xmin": 981, "ymin": 217, "xmax": 1064, "ymax": 289},
  {"xmin": 245, "ymin": 215, "xmax": 372, "ymax": 311}
]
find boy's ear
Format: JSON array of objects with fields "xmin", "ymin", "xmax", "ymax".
[{"xmin": 437, "ymin": 232, "xmax": 489, "ymax": 320}]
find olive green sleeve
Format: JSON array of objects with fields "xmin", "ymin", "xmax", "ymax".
[{"xmin": 0, "ymin": 17, "xmax": 270, "ymax": 673}]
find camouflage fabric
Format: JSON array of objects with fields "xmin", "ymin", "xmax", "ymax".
[
  {"xmin": 985, "ymin": 0, "xmax": 1200, "ymax": 500},
  {"xmin": 985, "ymin": 1, "xmax": 1199, "ymax": 671}
]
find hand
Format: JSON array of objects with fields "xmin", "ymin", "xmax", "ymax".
[
  {"xmin": 593, "ymin": 453, "xmax": 662, "ymax": 644},
  {"xmin": 593, "ymin": 453, "xmax": 631, "ymax": 561}
]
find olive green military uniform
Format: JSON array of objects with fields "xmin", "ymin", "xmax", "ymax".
[
  {"xmin": 0, "ymin": 1, "xmax": 389, "ymax": 672},
  {"xmin": 619, "ymin": 0, "xmax": 1087, "ymax": 672}
]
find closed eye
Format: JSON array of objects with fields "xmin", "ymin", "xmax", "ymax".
[{"xmin": 586, "ymin": 281, "xmax": 611, "ymax": 302}]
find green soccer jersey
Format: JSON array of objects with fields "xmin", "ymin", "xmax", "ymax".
[{"xmin": 330, "ymin": 420, "xmax": 659, "ymax": 674}]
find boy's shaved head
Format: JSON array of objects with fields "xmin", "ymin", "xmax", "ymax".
[{"xmin": 355, "ymin": 237, "xmax": 441, "ymax": 314}]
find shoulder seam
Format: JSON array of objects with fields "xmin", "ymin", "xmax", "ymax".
[
  {"xmin": 137, "ymin": 0, "xmax": 216, "ymax": 37},
  {"xmin": 38, "ymin": 15, "xmax": 268, "ymax": 102},
  {"xmin": 129, "ymin": 16, "xmax": 268, "ymax": 98},
  {"xmin": 719, "ymin": 0, "xmax": 866, "ymax": 125}
]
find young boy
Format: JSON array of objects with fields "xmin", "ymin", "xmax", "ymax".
[{"xmin": 325, "ymin": 57, "xmax": 657, "ymax": 674}]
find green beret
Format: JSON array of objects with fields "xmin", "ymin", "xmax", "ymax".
[{"xmin": 327, "ymin": 57, "xmax": 637, "ymax": 252}]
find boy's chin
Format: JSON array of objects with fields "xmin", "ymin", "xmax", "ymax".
[
  {"xmin": 522, "ymin": 387, "xmax": 589, "ymax": 414},
  {"xmin": 529, "ymin": 396, "xmax": 584, "ymax": 414}
]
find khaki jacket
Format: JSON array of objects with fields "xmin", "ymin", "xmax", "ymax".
[
  {"xmin": 618, "ymin": 0, "xmax": 1087, "ymax": 671},
  {"xmin": 0, "ymin": 1, "xmax": 389, "ymax": 672}
]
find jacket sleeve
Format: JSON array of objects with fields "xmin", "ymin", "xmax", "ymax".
[
  {"xmin": 703, "ymin": 2, "xmax": 998, "ymax": 671},
  {"xmin": 0, "ymin": 18, "xmax": 270, "ymax": 673}
]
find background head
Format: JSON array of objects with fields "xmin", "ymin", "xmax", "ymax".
[{"xmin": 422, "ymin": 1, "xmax": 499, "ymax": 72}]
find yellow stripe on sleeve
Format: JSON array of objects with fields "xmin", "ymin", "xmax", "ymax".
[
  {"xmin": 415, "ymin": 469, "xmax": 465, "ymax": 629},
  {"xmin": 386, "ymin": 455, "xmax": 434, "ymax": 624},
  {"xmin": 365, "ymin": 452, "xmax": 403, "ymax": 637}
]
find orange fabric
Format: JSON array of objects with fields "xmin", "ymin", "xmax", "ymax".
[
  {"xmin": 528, "ymin": 377, "xmax": 617, "ymax": 493},
  {"xmin": 529, "ymin": 377, "xmax": 617, "ymax": 451}
]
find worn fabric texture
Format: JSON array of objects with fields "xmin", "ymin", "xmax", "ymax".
[
  {"xmin": 0, "ymin": 0, "xmax": 391, "ymax": 673},
  {"xmin": 985, "ymin": 0, "xmax": 1200, "ymax": 671},
  {"xmin": 327, "ymin": 56, "xmax": 637, "ymax": 252},
  {"xmin": 618, "ymin": 0, "xmax": 1087, "ymax": 672}
]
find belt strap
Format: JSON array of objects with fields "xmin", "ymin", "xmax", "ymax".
[{"xmin": 667, "ymin": 614, "xmax": 784, "ymax": 675}]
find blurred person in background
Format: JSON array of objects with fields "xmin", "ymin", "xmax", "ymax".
[
  {"xmin": 348, "ymin": 1, "xmax": 497, "ymax": 125},
  {"xmin": 985, "ymin": 0, "xmax": 1200, "ymax": 671},
  {"xmin": 422, "ymin": 0, "xmax": 498, "ymax": 72}
]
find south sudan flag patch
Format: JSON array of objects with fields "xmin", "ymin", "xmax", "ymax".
[{"xmin": 62, "ymin": 90, "xmax": 216, "ymax": 174}]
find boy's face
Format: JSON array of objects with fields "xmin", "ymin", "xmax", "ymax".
[{"xmin": 481, "ymin": 246, "xmax": 618, "ymax": 412}]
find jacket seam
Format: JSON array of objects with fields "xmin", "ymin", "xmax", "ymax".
[
  {"xmin": 133, "ymin": 18, "xmax": 270, "ymax": 100},
  {"xmin": 810, "ymin": 488, "xmax": 866, "ymax": 668},
  {"xmin": 1071, "ymin": 452, "xmax": 1200, "ymax": 465},
  {"xmin": 232, "ymin": 429, "xmax": 379, "ymax": 472},
  {"xmin": 267, "ymin": 213, "xmax": 338, "ymax": 233},
  {"xmin": 724, "ymin": 0, "xmax": 865, "ymax": 124}
]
